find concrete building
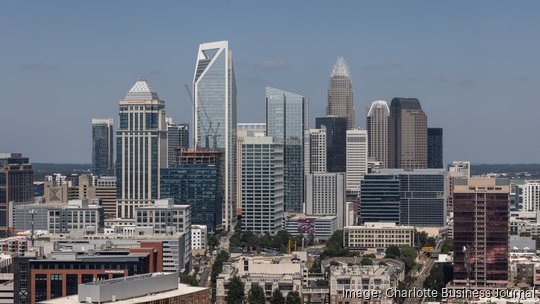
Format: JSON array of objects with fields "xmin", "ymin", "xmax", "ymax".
[
  {"xmin": 12, "ymin": 203, "xmax": 63, "ymax": 232},
  {"xmin": 447, "ymin": 161, "xmax": 471, "ymax": 219},
  {"xmin": 316, "ymin": 116, "xmax": 347, "ymax": 173},
  {"xmin": 453, "ymin": 178, "xmax": 510, "ymax": 287},
  {"xmin": 517, "ymin": 181, "xmax": 540, "ymax": 212},
  {"xmin": 92, "ymin": 176, "xmax": 116, "ymax": 217},
  {"xmin": 304, "ymin": 128, "xmax": 327, "ymax": 174},
  {"xmin": 165, "ymin": 118, "xmax": 189, "ymax": 167},
  {"xmin": 240, "ymin": 136, "xmax": 284, "ymax": 234},
  {"xmin": 284, "ymin": 215, "xmax": 338, "ymax": 241},
  {"xmin": 343, "ymin": 222, "xmax": 415, "ymax": 250},
  {"xmin": 366, "ymin": 100, "xmax": 390, "ymax": 168},
  {"xmin": 116, "ymin": 78, "xmax": 167, "ymax": 219},
  {"xmin": 191, "ymin": 225, "xmax": 207, "ymax": 256},
  {"xmin": 237, "ymin": 123, "xmax": 266, "ymax": 135},
  {"xmin": 388, "ymin": 98, "xmax": 428, "ymax": 169},
  {"xmin": 427, "ymin": 127, "xmax": 443, "ymax": 169},
  {"xmin": 135, "ymin": 199, "xmax": 191, "ymax": 235},
  {"xmin": 48, "ymin": 199, "xmax": 104, "ymax": 234},
  {"xmin": 305, "ymin": 172, "xmax": 346, "ymax": 228},
  {"xmin": 327, "ymin": 57, "xmax": 355, "ymax": 129},
  {"xmin": 91, "ymin": 118, "xmax": 114, "ymax": 176},
  {"xmin": 345, "ymin": 129, "xmax": 368, "ymax": 192}
]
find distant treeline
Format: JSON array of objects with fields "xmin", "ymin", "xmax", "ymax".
[
  {"xmin": 470, "ymin": 163, "xmax": 540, "ymax": 178},
  {"xmin": 32, "ymin": 163, "xmax": 91, "ymax": 181}
]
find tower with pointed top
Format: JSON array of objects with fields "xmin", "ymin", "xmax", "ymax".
[
  {"xmin": 327, "ymin": 57, "xmax": 355, "ymax": 129},
  {"xmin": 193, "ymin": 41, "xmax": 237, "ymax": 231},
  {"xmin": 116, "ymin": 77, "xmax": 167, "ymax": 219},
  {"xmin": 366, "ymin": 100, "xmax": 390, "ymax": 168}
]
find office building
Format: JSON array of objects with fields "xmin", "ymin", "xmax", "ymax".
[
  {"xmin": 304, "ymin": 128, "xmax": 327, "ymax": 174},
  {"xmin": 0, "ymin": 153, "xmax": 33, "ymax": 237},
  {"xmin": 453, "ymin": 178, "xmax": 510, "ymax": 287},
  {"xmin": 193, "ymin": 40, "xmax": 237, "ymax": 231},
  {"xmin": 136, "ymin": 199, "xmax": 191, "ymax": 235},
  {"xmin": 359, "ymin": 174, "xmax": 401, "ymax": 224},
  {"xmin": 265, "ymin": 87, "xmax": 308, "ymax": 212},
  {"xmin": 191, "ymin": 225, "xmax": 207, "ymax": 256},
  {"xmin": 93, "ymin": 176, "xmax": 117, "ymax": 217},
  {"xmin": 91, "ymin": 118, "xmax": 114, "ymax": 176},
  {"xmin": 237, "ymin": 123, "xmax": 266, "ymax": 135},
  {"xmin": 161, "ymin": 149, "xmax": 222, "ymax": 232},
  {"xmin": 428, "ymin": 127, "xmax": 443, "ymax": 168},
  {"xmin": 377, "ymin": 169, "xmax": 446, "ymax": 227},
  {"xmin": 327, "ymin": 57, "xmax": 355, "ymax": 129},
  {"xmin": 240, "ymin": 136, "xmax": 284, "ymax": 234},
  {"xmin": 305, "ymin": 172, "xmax": 346, "ymax": 228},
  {"xmin": 345, "ymin": 129, "xmax": 368, "ymax": 191},
  {"xmin": 316, "ymin": 116, "xmax": 347, "ymax": 172},
  {"xmin": 116, "ymin": 78, "xmax": 167, "ymax": 219},
  {"xmin": 517, "ymin": 181, "xmax": 540, "ymax": 212},
  {"xmin": 165, "ymin": 118, "xmax": 189, "ymax": 167},
  {"xmin": 447, "ymin": 161, "xmax": 471, "ymax": 218},
  {"xmin": 366, "ymin": 100, "xmax": 390, "ymax": 168},
  {"xmin": 284, "ymin": 215, "xmax": 337, "ymax": 241},
  {"xmin": 48, "ymin": 199, "xmax": 104, "ymax": 234},
  {"xmin": 343, "ymin": 222, "xmax": 415, "ymax": 250},
  {"xmin": 388, "ymin": 98, "xmax": 428, "ymax": 169},
  {"xmin": 12, "ymin": 203, "xmax": 62, "ymax": 232}
]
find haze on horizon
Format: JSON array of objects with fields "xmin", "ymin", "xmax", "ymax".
[{"xmin": 1, "ymin": 1, "xmax": 539, "ymax": 164}]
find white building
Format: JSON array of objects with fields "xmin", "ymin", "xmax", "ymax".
[
  {"xmin": 346, "ymin": 129, "xmax": 368, "ymax": 191},
  {"xmin": 135, "ymin": 199, "xmax": 191, "ymax": 235},
  {"xmin": 305, "ymin": 172, "xmax": 346, "ymax": 228},
  {"xmin": 343, "ymin": 222, "xmax": 415, "ymax": 250},
  {"xmin": 48, "ymin": 199, "xmax": 104, "ymax": 234},
  {"xmin": 304, "ymin": 128, "xmax": 327, "ymax": 174},
  {"xmin": 191, "ymin": 225, "xmax": 207, "ymax": 255},
  {"xmin": 518, "ymin": 181, "xmax": 540, "ymax": 212}
]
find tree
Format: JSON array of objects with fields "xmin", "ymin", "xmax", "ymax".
[
  {"xmin": 286, "ymin": 291, "xmax": 301, "ymax": 304},
  {"xmin": 441, "ymin": 238, "xmax": 453, "ymax": 254},
  {"xmin": 208, "ymin": 234, "xmax": 220, "ymax": 250},
  {"xmin": 248, "ymin": 284, "xmax": 266, "ymax": 304},
  {"xmin": 385, "ymin": 245, "xmax": 401, "ymax": 258},
  {"xmin": 270, "ymin": 289, "xmax": 285, "ymax": 304},
  {"xmin": 315, "ymin": 279, "xmax": 329, "ymax": 287},
  {"xmin": 226, "ymin": 276, "xmax": 245, "ymax": 304},
  {"xmin": 400, "ymin": 245, "xmax": 418, "ymax": 274},
  {"xmin": 360, "ymin": 257, "xmax": 373, "ymax": 265},
  {"xmin": 181, "ymin": 274, "xmax": 198, "ymax": 287},
  {"xmin": 322, "ymin": 230, "xmax": 349, "ymax": 257}
]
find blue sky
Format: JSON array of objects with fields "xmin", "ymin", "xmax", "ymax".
[{"xmin": 1, "ymin": 1, "xmax": 539, "ymax": 163}]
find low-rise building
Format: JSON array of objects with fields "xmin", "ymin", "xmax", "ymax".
[
  {"xmin": 285, "ymin": 215, "xmax": 337, "ymax": 241},
  {"xmin": 135, "ymin": 199, "xmax": 191, "ymax": 235},
  {"xmin": 343, "ymin": 222, "xmax": 415, "ymax": 251},
  {"xmin": 48, "ymin": 199, "xmax": 104, "ymax": 234},
  {"xmin": 191, "ymin": 225, "xmax": 207, "ymax": 256}
]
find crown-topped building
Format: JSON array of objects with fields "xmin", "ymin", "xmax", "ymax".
[{"xmin": 327, "ymin": 57, "xmax": 355, "ymax": 129}]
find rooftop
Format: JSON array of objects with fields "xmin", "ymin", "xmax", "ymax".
[{"xmin": 124, "ymin": 77, "xmax": 159, "ymax": 101}]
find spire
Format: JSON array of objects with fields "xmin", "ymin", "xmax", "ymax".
[
  {"xmin": 330, "ymin": 57, "xmax": 351, "ymax": 78},
  {"xmin": 367, "ymin": 100, "xmax": 390, "ymax": 117},
  {"xmin": 125, "ymin": 77, "xmax": 159, "ymax": 100}
]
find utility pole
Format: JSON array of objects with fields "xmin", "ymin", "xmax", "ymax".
[{"xmin": 29, "ymin": 209, "xmax": 36, "ymax": 246}]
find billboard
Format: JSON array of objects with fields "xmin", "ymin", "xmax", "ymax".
[{"xmin": 298, "ymin": 218, "xmax": 316, "ymax": 234}]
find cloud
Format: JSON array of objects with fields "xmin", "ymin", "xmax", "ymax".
[
  {"xmin": 438, "ymin": 76, "xmax": 474, "ymax": 86},
  {"xmin": 20, "ymin": 62, "xmax": 56, "ymax": 71},
  {"xmin": 361, "ymin": 60, "xmax": 402, "ymax": 70},
  {"xmin": 260, "ymin": 59, "xmax": 290, "ymax": 69}
]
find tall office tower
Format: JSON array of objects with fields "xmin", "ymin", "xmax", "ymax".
[
  {"xmin": 378, "ymin": 168, "xmax": 446, "ymax": 227},
  {"xmin": 316, "ymin": 116, "xmax": 347, "ymax": 172},
  {"xmin": 345, "ymin": 129, "xmax": 368, "ymax": 192},
  {"xmin": 366, "ymin": 100, "xmax": 389, "ymax": 167},
  {"xmin": 305, "ymin": 172, "xmax": 346, "ymax": 228},
  {"xmin": 91, "ymin": 118, "xmax": 114, "ymax": 176},
  {"xmin": 359, "ymin": 174, "xmax": 400, "ymax": 224},
  {"xmin": 428, "ymin": 128, "xmax": 443, "ymax": 168},
  {"xmin": 241, "ymin": 137, "xmax": 284, "ymax": 234},
  {"xmin": 165, "ymin": 118, "xmax": 189, "ymax": 167},
  {"xmin": 388, "ymin": 98, "xmax": 428, "ymax": 169},
  {"xmin": 116, "ymin": 78, "xmax": 167, "ymax": 219},
  {"xmin": 193, "ymin": 40, "xmax": 237, "ymax": 231},
  {"xmin": 327, "ymin": 57, "xmax": 355, "ymax": 129},
  {"xmin": 517, "ymin": 180, "xmax": 540, "ymax": 212},
  {"xmin": 0, "ymin": 153, "xmax": 33, "ymax": 237},
  {"xmin": 304, "ymin": 129, "xmax": 327, "ymax": 174},
  {"xmin": 447, "ymin": 161, "xmax": 471, "ymax": 219},
  {"xmin": 266, "ymin": 87, "xmax": 308, "ymax": 212},
  {"xmin": 453, "ymin": 178, "xmax": 509, "ymax": 287},
  {"xmin": 161, "ymin": 149, "xmax": 223, "ymax": 233}
]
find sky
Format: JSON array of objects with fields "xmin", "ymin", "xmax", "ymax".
[{"xmin": 1, "ymin": 1, "xmax": 539, "ymax": 164}]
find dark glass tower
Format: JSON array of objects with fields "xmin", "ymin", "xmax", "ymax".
[
  {"xmin": 91, "ymin": 119, "xmax": 114, "ymax": 176},
  {"xmin": 316, "ymin": 116, "xmax": 347, "ymax": 172},
  {"xmin": 427, "ymin": 128, "xmax": 443, "ymax": 169},
  {"xmin": 359, "ymin": 174, "xmax": 400, "ymax": 224}
]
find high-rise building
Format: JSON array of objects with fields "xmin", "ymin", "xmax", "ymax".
[
  {"xmin": 237, "ymin": 123, "xmax": 266, "ymax": 135},
  {"xmin": 265, "ymin": 87, "xmax": 308, "ymax": 212},
  {"xmin": 517, "ymin": 180, "xmax": 540, "ymax": 212},
  {"xmin": 447, "ymin": 161, "xmax": 471, "ymax": 219},
  {"xmin": 116, "ymin": 78, "xmax": 167, "ymax": 219},
  {"xmin": 91, "ymin": 118, "xmax": 114, "ymax": 176},
  {"xmin": 241, "ymin": 136, "xmax": 284, "ymax": 234},
  {"xmin": 366, "ymin": 100, "xmax": 389, "ymax": 168},
  {"xmin": 193, "ymin": 40, "xmax": 237, "ymax": 231},
  {"xmin": 345, "ymin": 129, "xmax": 368, "ymax": 192},
  {"xmin": 165, "ymin": 118, "xmax": 189, "ymax": 167},
  {"xmin": 316, "ymin": 116, "xmax": 347, "ymax": 172},
  {"xmin": 428, "ymin": 127, "xmax": 443, "ymax": 169},
  {"xmin": 359, "ymin": 174, "xmax": 400, "ymax": 224},
  {"xmin": 388, "ymin": 98, "xmax": 428, "ymax": 169},
  {"xmin": 327, "ymin": 57, "xmax": 355, "ymax": 129},
  {"xmin": 453, "ymin": 178, "xmax": 509, "ymax": 287},
  {"xmin": 305, "ymin": 172, "xmax": 346, "ymax": 228},
  {"xmin": 0, "ymin": 153, "xmax": 33, "ymax": 237},
  {"xmin": 304, "ymin": 129, "xmax": 327, "ymax": 174}
]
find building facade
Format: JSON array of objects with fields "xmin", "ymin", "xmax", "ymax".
[
  {"xmin": 366, "ymin": 100, "xmax": 390, "ymax": 168},
  {"xmin": 48, "ymin": 199, "xmax": 105, "ymax": 234},
  {"xmin": 316, "ymin": 116, "xmax": 347, "ymax": 173},
  {"xmin": 327, "ymin": 57, "xmax": 355, "ymax": 129},
  {"xmin": 304, "ymin": 129, "xmax": 327, "ymax": 174},
  {"xmin": 305, "ymin": 172, "xmax": 346, "ymax": 228},
  {"xmin": 165, "ymin": 118, "xmax": 189, "ymax": 167},
  {"xmin": 427, "ymin": 127, "xmax": 443, "ymax": 169},
  {"xmin": 91, "ymin": 118, "xmax": 114, "ymax": 176},
  {"xmin": 116, "ymin": 78, "xmax": 167, "ymax": 219},
  {"xmin": 135, "ymin": 199, "xmax": 191, "ymax": 235},
  {"xmin": 359, "ymin": 174, "xmax": 401, "ymax": 224},
  {"xmin": 345, "ymin": 129, "xmax": 368, "ymax": 192},
  {"xmin": 343, "ymin": 222, "xmax": 415, "ymax": 250}
]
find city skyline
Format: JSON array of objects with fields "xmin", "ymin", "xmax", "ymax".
[{"xmin": 2, "ymin": 1, "xmax": 540, "ymax": 164}]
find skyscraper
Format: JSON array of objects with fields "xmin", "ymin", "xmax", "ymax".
[
  {"xmin": 305, "ymin": 172, "xmax": 346, "ymax": 228},
  {"xmin": 366, "ymin": 100, "xmax": 389, "ymax": 168},
  {"xmin": 165, "ymin": 118, "xmax": 189, "ymax": 167},
  {"xmin": 345, "ymin": 129, "xmax": 368, "ymax": 192},
  {"xmin": 453, "ymin": 178, "xmax": 509, "ymax": 287},
  {"xmin": 447, "ymin": 161, "xmax": 471, "ymax": 219},
  {"xmin": 304, "ymin": 129, "xmax": 327, "ymax": 174},
  {"xmin": 359, "ymin": 174, "xmax": 400, "ymax": 224},
  {"xmin": 116, "ymin": 78, "xmax": 167, "ymax": 219},
  {"xmin": 265, "ymin": 87, "xmax": 308, "ymax": 212},
  {"xmin": 193, "ymin": 41, "xmax": 237, "ymax": 231},
  {"xmin": 327, "ymin": 57, "xmax": 355, "ymax": 129},
  {"xmin": 0, "ymin": 153, "xmax": 33, "ymax": 237},
  {"xmin": 427, "ymin": 127, "xmax": 443, "ymax": 168},
  {"xmin": 241, "ymin": 136, "xmax": 284, "ymax": 234},
  {"xmin": 91, "ymin": 118, "xmax": 114, "ymax": 176},
  {"xmin": 388, "ymin": 98, "xmax": 428, "ymax": 169},
  {"xmin": 316, "ymin": 116, "xmax": 347, "ymax": 172}
]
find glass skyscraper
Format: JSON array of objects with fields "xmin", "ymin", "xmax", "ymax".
[
  {"xmin": 91, "ymin": 118, "xmax": 114, "ymax": 176},
  {"xmin": 193, "ymin": 41, "xmax": 237, "ymax": 231},
  {"xmin": 116, "ymin": 78, "xmax": 167, "ymax": 219},
  {"xmin": 327, "ymin": 57, "xmax": 355, "ymax": 129},
  {"xmin": 265, "ymin": 87, "xmax": 308, "ymax": 212},
  {"xmin": 427, "ymin": 127, "xmax": 443, "ymax": 169},
  {"xmin": 165, "ymin": 118, "xmax": 189, "ymax": 167},
  {"xmin": 316, "ymin": 116, "xmax": 347, "ymax": 172},
  {"xmin": 359, "ymin": 174, "xmax": 400, "ymax": 224}
]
